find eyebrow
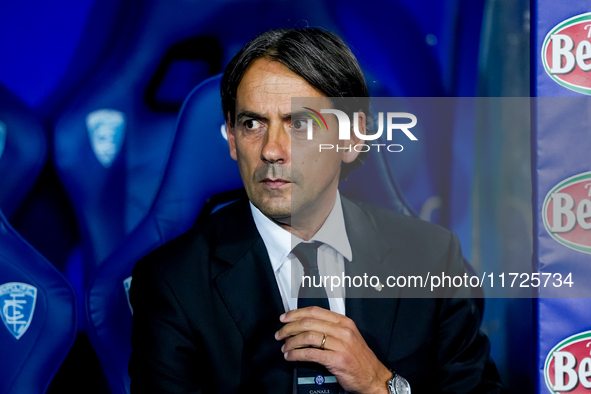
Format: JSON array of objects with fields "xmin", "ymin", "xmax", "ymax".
[
  {"xmin": 235, "ymin": 110, "xmax": 305, "ymax": 124},
  {"xmin": 235, "ymin": 110, "xmax": 266, "ymax": 124},
  {"xmin": 290, "ymin": 111, "xmax": 312, "ymax": 118}
]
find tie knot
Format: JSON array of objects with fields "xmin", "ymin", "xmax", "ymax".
[{"xmin": 291, "ymin": 241, "xmax": 323, "ymax": 271}]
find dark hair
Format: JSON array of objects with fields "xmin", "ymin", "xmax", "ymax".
[{"xmin": 221, "ymin": 28, "xmax": 370, "ymax": 180}]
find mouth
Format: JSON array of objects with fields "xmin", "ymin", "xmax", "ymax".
[{"xmin": 261, "ymin": 178, "xmax": 291, "ymax": 189}]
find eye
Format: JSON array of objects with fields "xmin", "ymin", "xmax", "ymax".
[
  {"xmin": 244, "ymin": 119, "xmax": 262, "ymax": 130},
  {"xmin": 292, "ymin": 119, "xmax": 307, "ymax": 131}
]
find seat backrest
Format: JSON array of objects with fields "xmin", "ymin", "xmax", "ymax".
[
  {"xmin": 0, "ymin": 210, "xmax": 77, "ymax": 394},
  {"xmin": 85, "ymin": 75, "xmax": 242, "ymax": 394},
  {"xmin": 0, "ymin": 83, "xmax": 74, "ymax": 394},
  {"xmin": 53, "ymin": 7, "xmax": 227, "ymax": 272},
  {"xmin": 0, "ymin": 84, "xmax": 47, "ymax": 219}
]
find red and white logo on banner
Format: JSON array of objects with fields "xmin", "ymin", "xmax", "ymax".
[
  {"xmin": 543, "ymin": 171, "xmax": 591, "ymax": 254},
  {"xmin": 545, "ymin": 330, "xmax": 591, "ymax": 393},
  {"xmin": 542, "ymin": 12, "xmax": 591, "ymax": 95}
]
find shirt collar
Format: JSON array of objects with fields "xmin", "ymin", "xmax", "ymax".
[{"xmin": 250, "ymin": 191, "xmax": 353, "ymax": 273}]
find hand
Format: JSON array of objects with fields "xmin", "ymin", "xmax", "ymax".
[{"xmin": 275, "ymin": 306, "xmax": 391, "ymax": 394}]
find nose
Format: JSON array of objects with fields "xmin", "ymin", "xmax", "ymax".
[{"xmin": 260, "ymin": 121, "xmax": 290, "ymax": 164}]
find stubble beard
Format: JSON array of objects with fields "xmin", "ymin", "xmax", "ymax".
[{"xmin": 249, "ymin": 163, "xmax": 296, "ymax": 222}]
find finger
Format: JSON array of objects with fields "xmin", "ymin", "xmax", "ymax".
[
  {"xmin": 280, "ymin": 306, "xmax": 343, "ymax": 324},
  {"xmin": 275, "ymin": 317, "xmax": 341, "ymax": 341},
  {"xmin": 282, "ymin": 331, "xmax": 342, "ymax": 353},
  {"xmin": 284, "ymin": 346, "xmax": 337, "ymax": 367}
]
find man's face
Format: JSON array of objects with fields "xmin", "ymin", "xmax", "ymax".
[{"xmin": 226, "ymin": 58, "xmax": 361, "ymax": 224}]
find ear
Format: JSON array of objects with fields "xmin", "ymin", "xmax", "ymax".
[
  {"xmin": 342, "ymin": 111, "xmax": 366, "ymax": 164},
  {"xmin": 226, "ymin": 112, "xmax": 238, "ymax": 162}
]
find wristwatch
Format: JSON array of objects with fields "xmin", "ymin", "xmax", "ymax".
[{"xmin": 387, "ymin": 370, "xmax": 411, "ymax": 394}]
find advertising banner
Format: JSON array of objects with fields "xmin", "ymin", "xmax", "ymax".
[{"xmin": 534, "ymin": 2, "xmax": 591, "ymax": 393}]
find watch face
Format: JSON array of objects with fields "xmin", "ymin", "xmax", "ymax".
[
  {"xmin": 389, "ymin": 375, "xmax": 411, "ymax": 394},
  {"xmin": 395, "ymin": 376, "xmax": 411, "ymax": 394}
]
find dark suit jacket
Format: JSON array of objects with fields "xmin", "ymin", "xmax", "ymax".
[{"xmin": 129, "ymin": 196, "xmax": 506, "ymax": 393}]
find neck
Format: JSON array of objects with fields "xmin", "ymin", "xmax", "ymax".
[{"xmin": 272, "ymin": 189, "xmax": 338, "ymax": 241}]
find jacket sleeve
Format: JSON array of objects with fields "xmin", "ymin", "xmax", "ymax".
[{"xmin": 128, "ymin": 254, "xmax": 204, "ymax": 394}]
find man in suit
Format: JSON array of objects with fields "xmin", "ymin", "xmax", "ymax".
[{"xmin": 129, "ymin": 28, "xmax": 506, "ymax": 393}]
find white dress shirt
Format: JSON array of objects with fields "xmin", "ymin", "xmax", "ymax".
[{"xmin": 250, "ymin": 192, "xmax": 352, "ymax": 315}]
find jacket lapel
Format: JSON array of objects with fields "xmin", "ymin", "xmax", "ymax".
[
  {"xmin": 212, "ymin": 196, "xmax": 401, "ymax": 389},
  {"xmin": 213, "ymin": 199, "xmax": 293, "ymax": 393},
  {"xmin": 342, "ymin": 197, "xmax": 400, "ymax": 362}
]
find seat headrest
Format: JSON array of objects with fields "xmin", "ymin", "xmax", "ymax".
[{"xmin": 149, "ymin": 74, "xmax": 243, "ymax": 242}]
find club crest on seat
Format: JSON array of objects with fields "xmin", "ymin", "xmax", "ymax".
[
  {"xmin": 86, "ymin": 109, "xmax": 126, "ymax": 168},
  {"xmin": 0, "ymin": 282, "xmax": 37, "ymax": 340}
]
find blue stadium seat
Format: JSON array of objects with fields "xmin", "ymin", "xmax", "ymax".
[
  {"xmin": 52, "ymin": 6, "xmax": 228, "ymax": 275},
  {"xmin": 0, "ymin": 210, "xmax": 77, "ymax": 394},
  {"xmin": 0, "ymin": 84, "xmax": 47, "ymax": 219},
  {"xmin": 85, "ymin": 75, "xmax": 242, "ymax": 394},
  {"xmin": 0, "ymin": 83, "xmax": 75, "ymax": 394}
]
